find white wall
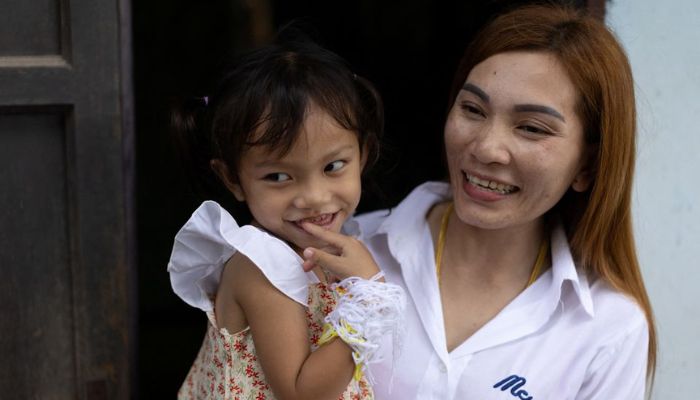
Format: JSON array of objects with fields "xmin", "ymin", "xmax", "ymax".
[{"xmin": 607, "ymin": 1, "xmax": 700, "ymax": 398}]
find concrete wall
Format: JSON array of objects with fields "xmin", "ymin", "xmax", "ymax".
[{"xmin": 607, "ymin": 1, "xmax": 700, "ymax": 398}]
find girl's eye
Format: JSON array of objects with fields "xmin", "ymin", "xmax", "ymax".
[
  {"xmin": 263, "ymin": 172, "xmax": 291, "ymax": 182},
  {"xmin": 325, "ymin": 160, "xmax": 346, "ymax": 173}
]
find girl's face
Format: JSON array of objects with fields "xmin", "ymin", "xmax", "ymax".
[
  {"xmin": 230, "ymin": 104, "xmax": 364, "ymax": 254},
  {"xmin": 444, "ymin": 51, "xmax": 592, "ymax": 232}
]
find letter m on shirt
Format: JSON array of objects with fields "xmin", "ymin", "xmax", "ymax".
[{"xmin": 494, "ymin": 375, "xmax": 533, "ymax": 400}]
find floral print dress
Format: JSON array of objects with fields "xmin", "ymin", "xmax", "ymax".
[
  {"xmin": 169, "ymin": 201, "xmax": 372, "ymax": 400},
  {"xmin": 177, "ymin": 284, "xmax": 372, "ymax": 400}
]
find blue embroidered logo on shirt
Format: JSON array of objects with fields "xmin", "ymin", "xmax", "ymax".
[{"xmin": 493, "ymin": 375, "xmax": 534, "ymax": 400}]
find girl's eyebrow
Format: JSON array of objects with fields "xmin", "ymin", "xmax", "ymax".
[
  {"xmin": 323, "ymin": 144, "xmax": 356, "ymax": 159},
  {"xmin": 252, "ymin": 144, "xmax": 356, "ymax": 169}
]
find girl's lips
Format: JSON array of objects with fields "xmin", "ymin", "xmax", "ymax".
[{"xmin": 293, "ymin": 212, "xmax": 337, "ymax": 229}]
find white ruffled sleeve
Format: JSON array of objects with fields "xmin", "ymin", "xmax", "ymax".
[{"xmin": 167, "ymin": 201, "xmax": 315, "ymax": 312}]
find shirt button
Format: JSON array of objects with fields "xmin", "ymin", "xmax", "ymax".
[{"xmin": 439, "ymin": 364, "xmax": 447, "ymax": 373}]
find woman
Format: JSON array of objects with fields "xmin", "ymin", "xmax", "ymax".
[{"xmin": 303, "ymin": 4, "xmax": 655, "ymax": 399}]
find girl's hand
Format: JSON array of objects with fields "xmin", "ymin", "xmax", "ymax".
[{"xmin": 301, "ymin": 222, "xmax": 381, "ymax": 280}]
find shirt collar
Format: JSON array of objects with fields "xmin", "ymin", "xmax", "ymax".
[
  {"xmin": 376, "ymin": 181, "xmax": 450, "ymax": 243},
  {"xmin": 550, "ymin": 223, "xmax": 595, "ymax": 316},
  {"xmin": 376, "ymin": 181, "xmax": 595, "ymax": 317}
]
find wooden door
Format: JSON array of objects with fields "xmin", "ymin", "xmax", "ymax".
[{"xmin": 0, "ymin": 0, "xmax": 134, "ymax": 398}]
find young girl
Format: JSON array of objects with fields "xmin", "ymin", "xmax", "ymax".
[{"xmin": 167, "ymin": 37, "xmax": 405, "ymax": 400}]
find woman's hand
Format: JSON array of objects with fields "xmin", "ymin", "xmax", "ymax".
[{"xmin": 300, "ymin": 222, "xmax": 381, "ymax": 281}]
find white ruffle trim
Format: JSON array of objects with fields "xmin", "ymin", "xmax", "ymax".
[
  {"xmin": 167, "ymin": 201, "xmax": 315, "ymax": 311},
  {"xmin": 325, "ymin": 272, "xmax": 406, "ymax": 384}
]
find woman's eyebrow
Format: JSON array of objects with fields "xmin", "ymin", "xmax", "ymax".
[
  {"xmin": 514, "ymin": 104, "xmax": 566, "ymax": 122},
  {"xmin": 462, "ymin": 82, "xmax": 490, "ymax": 102}
]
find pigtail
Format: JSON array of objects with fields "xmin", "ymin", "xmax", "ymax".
[
  {"xmin": 353, "ymin": 74, "xmax": 384, "ymax": 172},
  {"xmin": 170, "ymin": 95, "xmax": 220, "ymax": 199},
  {"xmin": 351, "ymin": 73, "xmax": 395, "ymax": 213}
]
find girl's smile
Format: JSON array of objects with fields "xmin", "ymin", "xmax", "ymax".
[
  {"xmin": 228, "ymin": 104, "xmax": 364, "ymax": 254},
  {"xmin": 291, "ymin": 212, "xmax": 337, "ymax": 229}
]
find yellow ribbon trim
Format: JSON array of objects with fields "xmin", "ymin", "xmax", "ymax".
[{"xmin": 317, "ymin": 322, "xmax": 365, "ymax": 381}]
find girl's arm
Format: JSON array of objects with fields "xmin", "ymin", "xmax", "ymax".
[{"xmin": 225, "ymin": 251, "xmax": 356, "ymax": 400}]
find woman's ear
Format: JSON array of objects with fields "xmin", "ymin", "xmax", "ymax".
[
  {"xmin": 571, "ymin": 171, "xmax": 592, "ymax": 192},
  {"xmin": 210, "ymin": 159, "xmax": 245, "ymax": 201},
  {"xmin": 571, "ymin": 145, "xmax": 597, "ymax": 193}
]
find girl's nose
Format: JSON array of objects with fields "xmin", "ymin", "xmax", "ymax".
[{"xmin": 293, "ymin": 181, "xmax": 331, "ymax": 210}]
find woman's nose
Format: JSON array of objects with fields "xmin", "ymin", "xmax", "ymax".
[{"xmin": 471, "ymin": 122, "xmax": 511, "ymax": 165}]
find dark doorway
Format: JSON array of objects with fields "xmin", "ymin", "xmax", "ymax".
[{"xmin": 133, "ymin": 1, "xmax": 590, "ymax": 396}]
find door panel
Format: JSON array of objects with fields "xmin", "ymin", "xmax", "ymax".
[
  {"xmin": 0, "ymin": 0, "xmax": 67, "ymax": 56},
  {"xmin": 0, "ymin": 0, "xmax": 133, "ymax": 398},
  {"xmin": 0, "ymin": 108, "xmax": 77, "ymax": 398}
]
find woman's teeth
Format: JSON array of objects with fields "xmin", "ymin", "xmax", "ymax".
[{"xmin": 466, "ymin": 174, "xmax": 517, "ymax": 194}]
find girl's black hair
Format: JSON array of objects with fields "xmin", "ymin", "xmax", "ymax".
[{"xmin": 172, "ymin": 32, "xmax": 384, "ymax": 205}]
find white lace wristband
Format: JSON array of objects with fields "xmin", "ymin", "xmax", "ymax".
[{"xmin": 321, "ymin": 273, "xmax": 406, "ymax": 384}]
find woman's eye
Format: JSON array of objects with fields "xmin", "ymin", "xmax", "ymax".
[
  {"xmin": 460, "ymin": 102, "xmax": 485, "ymax": 117},
  {"xmin": 518, "ymin": 125, "xmax": 550, "ymax": 135},
  {"xmin": 325, "ymin": 160, "xmax": 346, "ymax": 173},
  {"xmin": 263, "ymin": 172, "xmax": 291, "ymax": 182}
]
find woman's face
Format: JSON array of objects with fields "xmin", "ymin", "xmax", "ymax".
[{"xmin": 444, "ymin": 51, "xmax": 592, "ymax": 231}]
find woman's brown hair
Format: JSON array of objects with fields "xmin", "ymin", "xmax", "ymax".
[{"xmin": 448, "ymin": 3, "xmax": 656, "ymax": 387}]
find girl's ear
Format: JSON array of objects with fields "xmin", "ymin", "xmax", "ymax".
[
  {"xmin": 210, "ymin": 159, "xmax": 245, "ymax": 201},
  {"xmin": 571, "ymin": 145, "xmax": 597, "ymax": 193},
  {"xmin": 359, "ymin": 143, "xmax": 369, "ymax": 171}
]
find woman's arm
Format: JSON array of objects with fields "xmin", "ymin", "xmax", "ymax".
[
  {"xmin": 576, "ymin": 317, "xmax": 649, "ymax": 400},
  {"xmin": 228, "ymin": 252, "xmax": 356, "ymax": 400}
]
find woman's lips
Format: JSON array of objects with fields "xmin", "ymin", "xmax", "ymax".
[
  {"xmin": 462, "ymin": 172, "xmax": 519, "ymax": 201},
  {"xmin": 464, "ymin": 172, "xmax": 518, "ymax": 194}
]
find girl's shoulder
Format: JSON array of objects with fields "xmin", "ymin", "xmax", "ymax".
[{"xmin": 167, "ymin": 201, "xmax": 316, "ymax": 312}]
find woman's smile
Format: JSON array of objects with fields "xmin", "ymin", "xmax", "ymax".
[
  {"xmin": 445, "ymin": 51, "xmax": 590, "ymax": 230},
  {"xmin": 464, "ymin": 171, "xmax": 519, "ymax": 195}
]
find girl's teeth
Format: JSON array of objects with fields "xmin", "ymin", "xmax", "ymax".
[{"xmin": 301, "ymin": 214, "xmax": 333, "ymax": 225}]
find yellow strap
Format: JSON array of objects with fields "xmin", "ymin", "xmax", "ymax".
[
  {"xmin": 434, "ymin": 202, "xmax": 549, "ymax": 288},
  {"xmin": 435, "ymin": 203, "xmax": 453, "ymax": 284},
  {"xmin": 527, "ymin": 234, "xmax": 550, "ymax": 287}
]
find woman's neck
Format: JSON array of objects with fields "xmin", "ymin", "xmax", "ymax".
[{"xmin": 429, "ymin": 202, "xmax": 547, "ymax": 284}]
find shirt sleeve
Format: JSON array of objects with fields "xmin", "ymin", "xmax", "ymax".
[{"xmin": 575, "ymin": 316, "xmax": 649, "ymax": 400}]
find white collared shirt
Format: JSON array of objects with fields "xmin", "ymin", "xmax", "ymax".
[{"xmin": 357, "ymin": 182, "xmax": 649, "ymax": 400}]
